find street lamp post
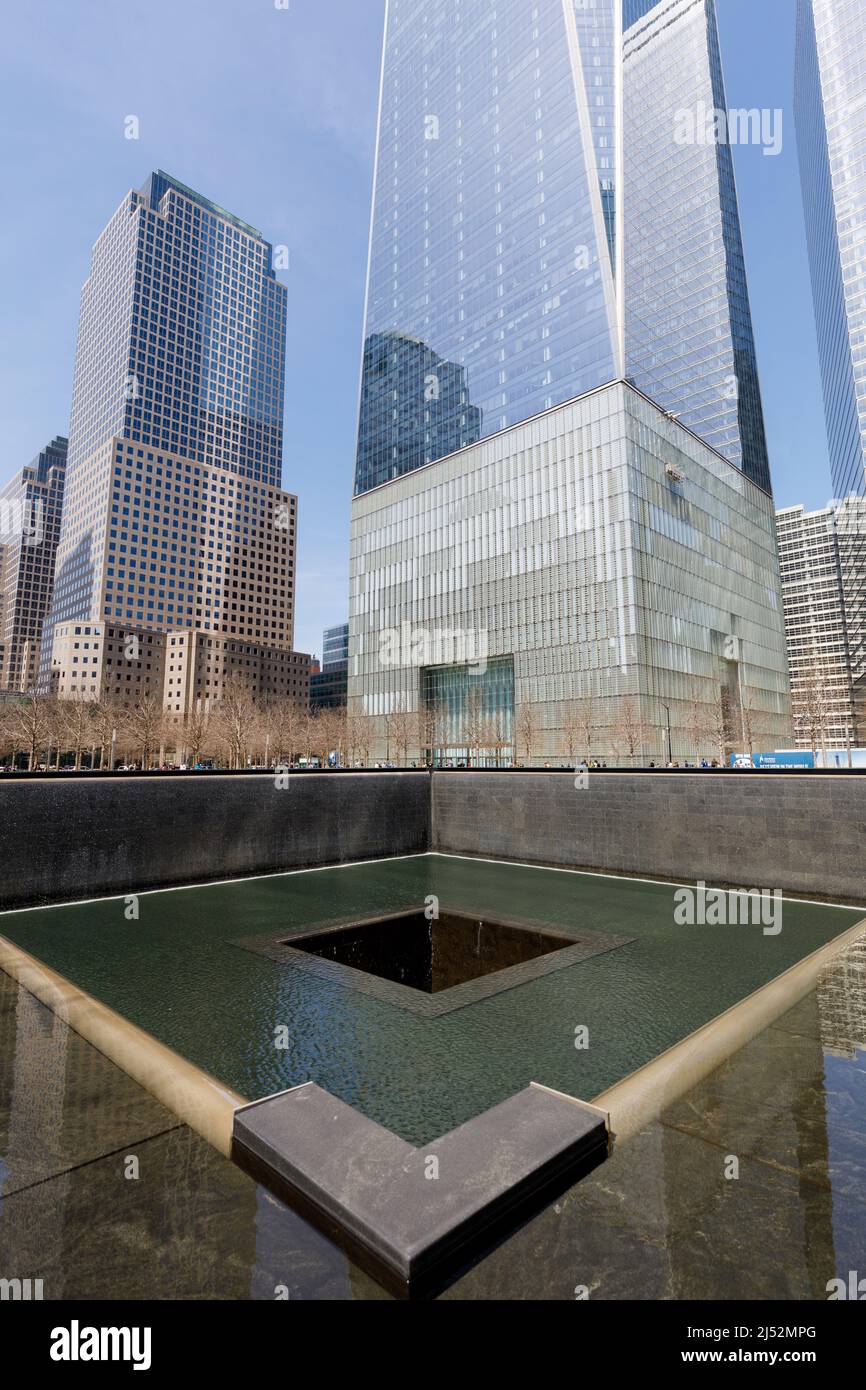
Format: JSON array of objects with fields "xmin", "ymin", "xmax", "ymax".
[{"xmin": 661, "ymin": 703, "xmax": 673, "ymax": 765}]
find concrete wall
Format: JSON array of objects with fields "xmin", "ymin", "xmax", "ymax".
[
  {"xmin": 431, "ymin": 772, "xmax": 866, "ymax": 903},
  {"xmin": 0, "ymin": 773, "xmax": 430, "ymax": 910},
  {"xmin": 2, "ymin": 770, "xmax": 863, "ymax": 912}
]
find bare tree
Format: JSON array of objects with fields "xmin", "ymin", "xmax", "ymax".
[
  {"xmin": 460, "ymin": 687, "xmax": 487, "ymax": 767},
  {"xmin": 685, "ymin": 695, "xmax": 707, "ymax": 764},
  {"xmin": 515, "ymin": 701, "xmax": 540, "ymax": 766},
  {"xmin": 4, "ymin": 691, "xmax": 54, "ymax": 771},
  {"xmin": 610, "ymin": 697, "xmax": 650, "ymax": 767},
  {"xmin": 211, "ymin": 674, "xmax": 256, "ymax": 769},
  {"xmin": 793, "ymin": 655, "xmax": 833, "ymax": 762},
  {"xmin": 183, "ymin": 702, "xmax": 211, "ymax": 769},
  {"xmin": 314, "ymin": 706, "xmax": 345, "ymax": 767},
  {"xmin": 701, "ymin": 687, "xmax": 738, "ymax": 766},
  {"xmin": 306, "ymin": 709, "xmax": 323, "ymax": 767},
  {"xmin": 344, "ymin": 709, "xmax": 367, "ymax": 767},
  {"xmin": 250, "ymin": 701, "xmax": 275, "ymax": 768},
  {"xmin": 347, "ymin": 709, "xmax": 372, "ymax": 767},
  {"xmin": 560, "ymin": 701, "xmax": 582, "ymax": 767},
  {"xmin": 482, "ymin": 710, "xmax": 510, "ymax": 767},
  {"xmin": 89, "ymin": 698, "xmax": 124, "ymax": 769},
  {"xmin": 328, "ymin": 707, "xmax": 348, "ymax": 767},
  {"xmin": 575, "ymin": 695, "xmax": 596, "ymax": 764},
  {"xmin": 59, "ymin": 694, "xmax": 93, "ymax": 770},
  {"xmin": 47, "ymin": 698, "xmax": 69, "ymax": 770},
  {"xmin": 738, "ymin": 683, "xmax": 768, "ymax": 760},
  {"xmin": 0, "ymin": 706, "xmax": 15, "ymax": 768},
  {"xmin": 125, "ymin": 693, "xmax": 165, "ymax": 769},
  {"xmin": 270, "ymin": 697, "xmax": 306, "ymax": 768},
  {"xmin": 415, "ymin": 702, "xmax": 446, "ymax": 766},
  {"xmin": 299, "ymin": 708, "xmax": 320, "ymax": 767},
  {"xmin": 385, "ymin": 696, "xmax": 415, "ymax": 767}
]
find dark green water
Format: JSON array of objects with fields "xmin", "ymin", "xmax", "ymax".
[{"xmin": 0, "ymin": 855, "xmax": 861, "ymax": 1144}]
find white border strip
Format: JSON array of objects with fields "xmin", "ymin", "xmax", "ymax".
[
  {"xmin": 2, "ymin": 850, "xmax": 862, "ymax": 918},
  {"xmin": 429, "ymin": 852, "xmax": 866, "ymax": 912},
  {"xmin": 0, "ymin": 853, "xmax": 431, "ymax": 916}
]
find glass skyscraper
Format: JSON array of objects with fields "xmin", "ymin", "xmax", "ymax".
[
  {"xmin": 622, "ymin": 0, "xmax": 659, "ymax": 22},
  {"xmin": 624, "ymin": 0, "xmax": 771, "ymax": 491},
  {"xmin": 795, "ymin": 0, "xmax": 866, "ymax": 501},
  {"xmin": 311, "ymin": 622, "xmax": 349, "ymax": 709},
  {"xmin": 40, "ymin": 171, "xmax": 303, "ymax": 703},
  {"xmin": 322, "ymin": 622, "xmax": 350, "ymax": 668},
  {"xmin": 0, "ymin": 437, "xmax": 67, "ymax": 692},
  {"xmin": 350, "ymin": 1, "xmax": 790, "ymax": 764},
  {"xmin": 354, "ymin": 0, "xmax": 770, "ymax": 496},
  {"xmin": 354, "ymin": 0, "xmax": 622, "ymax": 494}
]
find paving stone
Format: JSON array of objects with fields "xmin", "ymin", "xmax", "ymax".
[{"xmin": 232, "ymin": 1080, "xmax": 609, "ymax": 1298}]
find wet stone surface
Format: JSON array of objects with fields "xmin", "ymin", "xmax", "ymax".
[{"xmin": 1, "ymin": 900, "xmax": 865, "ymax": 1299}]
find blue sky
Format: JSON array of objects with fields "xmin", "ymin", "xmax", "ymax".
[{"xmin": 0, "ymin": 0, "xmax": 831, "ymax": 659}]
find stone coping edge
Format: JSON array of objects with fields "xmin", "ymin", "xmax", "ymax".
[
  {"xmin": 231, "ymin": 1080, "xmax": 610, "ymax": 1299},
  {"xmin": 0, "ymin": 933, "xmax": 245, "ymax": 1157},
  {"xmin": 594, "ymin": 915, "xmax": 866, "ymax": 1141}
]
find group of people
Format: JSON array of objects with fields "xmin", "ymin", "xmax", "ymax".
[
  {"xmin": 656, "ymin": 758, "xmax": 721, "ymax": 769},
  {"xmin": 567, "ymin": 758, "xmax": 723, "ymax": 771}
]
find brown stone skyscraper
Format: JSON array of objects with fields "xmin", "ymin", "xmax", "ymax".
[{"xmin": 40, "ymin": 172, "xmax": 308, "ymax": 710}]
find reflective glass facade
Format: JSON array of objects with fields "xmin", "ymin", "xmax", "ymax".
[
  {"xmin": 354, "ymin": 0, "xmax": 621, "ymax": 494},
  {"xmin": 349, "ymin": 382, "xmax": 790, "ymax": 762},
  {"xmin": 355, "ymin": 0, "xmax": 771, "ymax": 497},
  {"xmin": 421, "ymin": 657, "xmax": 514, "ymax": 764},
  {"xmin": 795, "ymin": 0, "xmax": 866, "ymax": 500},
  {"xmin": 0, "ymin": 437, "xmax": 67, "ymax": 692},
  {"xmin": 623, "ymin": 0, "xmax": 771, "ymax": 491},
  {"xmin": 322, "ymin": 622, "xmax": 350, "ymax": 668},
  {"xmin": 623, "ymin": 0, "xmax": 658, "ymax": 22},
  {"xmin": 312, "ymin": 623, "xmax": 349, "ymax": 710}
]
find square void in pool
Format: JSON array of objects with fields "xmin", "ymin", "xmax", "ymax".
[
  {"xmin": 290, "ymin": 911, "xmax": 574, "ymax": 995},
  {"xmin": 235, "ymin": 906, "xmax": 634, "ymax": 1018}
]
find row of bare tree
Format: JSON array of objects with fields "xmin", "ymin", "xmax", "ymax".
[
  {"xmin": 537, "ymin": 690, "xmax": 771, "ymax": 766},
  {"xmin": 791, "ymin": 654, "xmax": 857, "ymax": 759},
  {"xmin": 0, "ymin": 678, "xmax": 783, "ymax": 772},
  {"xmin": 382, "ymin": 688, "xmax": 774, "ymax": 767},
  {"xmin": 0, "ymin": 678, "xmax": 364, "ymax": 771}
]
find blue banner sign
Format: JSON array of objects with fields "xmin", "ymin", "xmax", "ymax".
[{"xmin": 730, "ymin": 751, "xmax": 816, "ymax": 769}]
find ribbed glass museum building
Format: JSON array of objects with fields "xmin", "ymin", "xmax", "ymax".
[{"xmin": 349, "ymin": 0, "xmax": 790, "ymax": 763}]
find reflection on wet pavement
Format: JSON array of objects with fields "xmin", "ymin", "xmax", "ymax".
[
  {"xmin": 446, "ymin": 934, "xmax": 866, "ymax": 1300},
  {"xmin": 1, "ymin": 933, "xmax": 865, "ymax": 1300},
  {"xmin": 0, "ymin": 971, "xmax": 382, "ymax": 1301}
]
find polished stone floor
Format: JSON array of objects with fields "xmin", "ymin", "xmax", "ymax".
[{"xmin": 1, "ymin": 931, "xmax": 864, "ymax": 1300}]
